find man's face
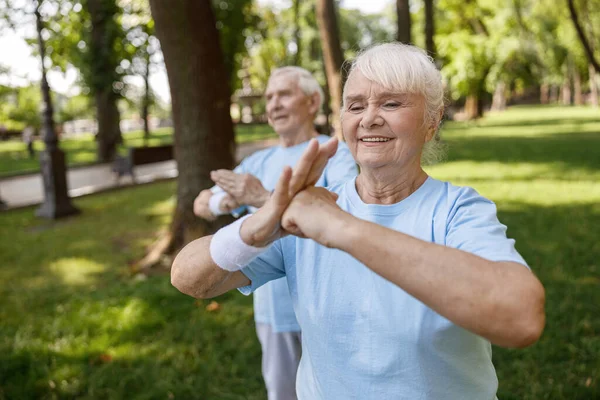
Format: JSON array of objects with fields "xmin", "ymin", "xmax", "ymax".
[{"xmin": 265, "ymin": 74, "xmax": 317, "ymax": 136}]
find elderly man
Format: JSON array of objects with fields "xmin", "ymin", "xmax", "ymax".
[{"xmin": 192, "ymin": 66, "xmax": 357, "ymax": 400}]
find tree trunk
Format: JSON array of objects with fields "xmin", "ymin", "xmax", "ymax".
[
  {"xmin": 566, "ymin": 0, "xmax": 600, "ymax": 73},
  {"xmin": 540, "ymin": 82, "xmax": 549, "ymax": 104},
  {"xmin": 87, "ymin": 0, "xmax": 123, "ymax": 162},
  {"xmin": 549, "ymin": 84, "xmax": 558, "ymax": 103},
  {"xmin": 590, "ymin": 64, "xmax": 599, "ymax": 107},
  {"xmin": 396, "ymin": 0, "xmax": 411, "ymax": 44},
  {"xmin": 142, "ymin": 50, "xmax": 151, "ymax": 146},
  {"xmin": 293, "ymin": 0, "xmax": 302, "ymax": 66},
  {"xmin": 573, "ymin": 67, "xmax": 583, "ymax": 105},
  {"xmin": 95, "ymin": 89, "xmax": 122, "ymax": 161},
  {"xmin": 561, "ymin": 76, "xmax": 572, "ymax": 105},
  {"xmin": 147, "ymin": 0, "xmax": 236, "ymax": 265},
  {"xmin": 464, "ymin": 94, "xmax": 478, "ymax": 120},
  {"xmin": 316, "ymin": 0, "xmax": 345, "ymax": 140},
  {"xmin": 424, "ymin": 0, "xmax": 435, "ymax": 58},
  {"xmin": 491, "ymin": 81, "xmax": 506, "ymax": 111}
]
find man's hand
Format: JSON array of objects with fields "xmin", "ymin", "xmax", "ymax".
[
  {"xmin": 210, "ymin": 170, "xmax": 270, "ymax": 208},
  {"xmin": 193, "ymin": 189, "xmax": 217, "ymax": 221}
]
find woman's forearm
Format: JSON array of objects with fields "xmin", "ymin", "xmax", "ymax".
[
  {"xmin": 330, "ymin": 215, "xmax": 545, "ymax": 348},
  {"xmin": 171, "ymin": 235, "xmax": 250, "ymax": 299}
]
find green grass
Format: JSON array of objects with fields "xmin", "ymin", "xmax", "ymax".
[
  {"xmin": 0, "ymin": 124, "xmax": 276, "ymax": 177},
  {"xmin": 1, "ymin": 104, "xmax": 599, "ymax": 399}
]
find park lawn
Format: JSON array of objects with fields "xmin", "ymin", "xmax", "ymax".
[
  {"xmin": 1, "ymin": 104, "xmax": 599, "ymax": 399},
  {"xmin": 0, "ymin": 124, "xmax": 276, "ymax": 177}
]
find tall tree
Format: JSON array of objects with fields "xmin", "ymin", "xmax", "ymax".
[
  {"xmin": 84, "ymin": 0, "xmax": 125, "ymax": 161},
  {"xmin": 566, "ymin": 0, "xmax": 600, "ymax": 73},
  {"xmin": 424, "ymin": 0, "xmax": 436, "ymax": 57},
  {"xmin": 396, "ymin": 0, "xmax": 411, "ymax": 43},
  {"xmin": 316, "ymin": 0, "xmax": 345, "ymax": 139},
  {"xmin": 146, "ymin": 0, "xmax": 235, "ymax": 263}
]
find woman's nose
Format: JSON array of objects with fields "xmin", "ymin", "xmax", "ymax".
[{"xmin": 359, "ymin": 106, "xmax": 384, "ymax": 129}]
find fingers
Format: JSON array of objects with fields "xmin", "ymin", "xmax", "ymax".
[
  {"xmin": 271, "ymin": 166, "xmax": 293, "ymax": 209},
  {"xmin": 210, "ymin": 170, "xmax": 237, "ymax": 186},
  {"xmin": 305, "ymin": 137, "xmax": 339, "ymax": 187},
  {"xmin": 288, "ymin": 139, "xmax": 319, "ymax": 196}
]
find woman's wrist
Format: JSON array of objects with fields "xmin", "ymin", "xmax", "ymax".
[
  {"xmin": 239, "ymin": 210, "xmax": 278, "ymax": 248},
  {"xmin": 319, "ymin": 210, "xmax": 357, "ymax": 249}
]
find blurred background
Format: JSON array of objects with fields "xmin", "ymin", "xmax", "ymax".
[{"xmin": 0, "ymin": 0, "xmax": 598, "ymax": 398}]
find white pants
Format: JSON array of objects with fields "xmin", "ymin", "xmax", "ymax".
[{"xmin": 255, "ymin": 323, "xmax": 302, "ymax": 400}]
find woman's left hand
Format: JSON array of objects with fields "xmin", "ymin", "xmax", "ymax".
[{"xmin": 281, "ymin": 186, "xmax": 349, "ymax": 248}]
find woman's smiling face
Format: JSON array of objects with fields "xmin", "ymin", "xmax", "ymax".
[{"xmin": 342, "ymin": 70, "xmax": 434, "ymax": 171}]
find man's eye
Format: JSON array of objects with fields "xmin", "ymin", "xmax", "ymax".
[{"xmin": 348, "ymin": 104, "xmax": 364, "ymax": 112}]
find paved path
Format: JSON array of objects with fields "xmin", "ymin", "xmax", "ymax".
[{"xmin": 0, "ymin": 139, "xmax": 278, "ymax": 210}]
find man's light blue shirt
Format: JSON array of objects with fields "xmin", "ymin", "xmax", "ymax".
[
  {"xmin": 240, "ymin": 176, "xmax": 528, "ymax": 399},
  {"xmin": 214, "ymin": 135, "xmax": 357, "ymax": 332}
]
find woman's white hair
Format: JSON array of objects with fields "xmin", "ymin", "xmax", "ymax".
[
  {"xmin": 342, "ymin": 43, "xmax": 446, "ymax": 165},
  {"xmin": 269, "ymin": 66, "xmax": 325, "ymax": 112}
]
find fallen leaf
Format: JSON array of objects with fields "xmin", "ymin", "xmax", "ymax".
[{"xmin": 206, "ymin": 301, "xmax": 220, "ymax": 312}]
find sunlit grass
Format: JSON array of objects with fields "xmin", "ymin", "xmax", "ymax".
[{"xmin": 0, "ymin": 104, "xmax": 599, "ymax": 399}]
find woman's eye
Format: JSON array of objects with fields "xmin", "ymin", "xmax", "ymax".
[
  {"xmin": 348, "ymin": 104, "xmax": 364, "ymax": 112},
  {"xmin": 383, "ymin": 102, "xmax": 400, "ymax": 108}
]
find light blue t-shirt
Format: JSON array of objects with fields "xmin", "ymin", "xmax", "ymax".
[
  {"xmin": 214, "ymin": 135, "xmax": 357, "ymax": 332},
  {"xmin": 240, "ymin": 176, "xmax": 528, "ymax": 399}
]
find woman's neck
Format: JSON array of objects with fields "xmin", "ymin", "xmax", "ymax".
[{"xmin": 356, "ymin": 162, "xmax": 428, "ymax": 205}]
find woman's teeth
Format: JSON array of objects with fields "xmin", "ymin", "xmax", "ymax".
[{"xmin": 361, "ymin": 137, "xmax": 390, "ymax": 142}]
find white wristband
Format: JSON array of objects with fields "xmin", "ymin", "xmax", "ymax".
[
  {"xmin": 209, "ymin": 215, "xmax": 269, "ymax": 271},
  {"xmin": 208, "ymin": 191, "xmax": 229, "ymax": 216}
]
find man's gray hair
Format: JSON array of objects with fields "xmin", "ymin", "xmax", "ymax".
[
  {"xmin": 342, "ymin": 43, "xmax": 446, "ymax": 164},
  {"xmin": 269, "ymin": 66, "xmax": 325, "ymax": 112}
]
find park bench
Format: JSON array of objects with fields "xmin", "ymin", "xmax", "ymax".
[{"xmin": 112, "ymin": 144, "xmax": 173, "ymax": 182}]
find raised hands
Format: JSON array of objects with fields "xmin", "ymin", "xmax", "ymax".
[
  {"xmin": 210, "ymin": 170, "xmax": 270, "ymax": 208},
  {"xmin": 239, "ymin": 137, "xmax": 339, "ymax": 247}
]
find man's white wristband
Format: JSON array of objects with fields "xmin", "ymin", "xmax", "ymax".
[
  {"xmin": 208, "ymin": 191, "xmax": 229, "ymax": 216},
  {"xmin": 209, "ymin": 215, "xmax": 269, "ymax": 271}
]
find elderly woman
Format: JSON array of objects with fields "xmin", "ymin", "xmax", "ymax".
[{"xmin": 172, "ymin": 43, "xmax": 545, "ymax": 399}]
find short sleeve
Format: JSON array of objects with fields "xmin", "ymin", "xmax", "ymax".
[
  {"xmin": 323, "ymin": 142, "xmax": 358, "ymax": 186},
  {"xmin": 238, "ymin": 239, "xmax": 286, "ymax": 295},
  {"xmin": 446, "ymin": 188, "xmax": 528, "ymax": 267}
]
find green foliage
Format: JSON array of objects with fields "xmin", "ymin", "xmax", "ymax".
[
  {"xmin": 0, "ymin": 85, "xmax": 42, "ymax": 130},
  {"xmin": 56, "ymin": 93, "xmax": 94, "ymax": 123},
  {"xmin": 212, "ymin": 0, "xmax": 255, "ymax": 91},
  {"xmin": 0, "ymin": 105, "xmax": 599, "ymax": 399}
]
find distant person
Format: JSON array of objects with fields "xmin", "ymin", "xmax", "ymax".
[
  {"xmin": 175, "ymin": 43, "xmax": 545, "ymax": 399},
  {"xmin": 22, "ymin": 126, "xmax": 35, "ymax": 158},
  {"xmin": 192, "ymin": 66, "xmax": 357, "ymax": 400}
]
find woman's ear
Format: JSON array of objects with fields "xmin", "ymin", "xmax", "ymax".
[{"xmin": 425, "ymin": 109, "xmax": 444, "ymax": 142}]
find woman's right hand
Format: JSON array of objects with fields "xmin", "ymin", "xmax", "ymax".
[{"xmin": 239, "ymin": 138, "xmax": 339, "ymax": 247}]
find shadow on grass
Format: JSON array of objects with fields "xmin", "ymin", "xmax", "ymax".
[
  {"xmin": 444, "ymin": 131, "xmax": 600, "ymax": 172},
  {"xmin": 493, "ymin": 202, "xmax": 600, "ymax": 400},
  {"xmin": 446, "ymin": 117, "xmax": 600, "ymax": 130},
  {"xmin": 0, "ymin": 182, "xmax": 265, "ymax": 399}
]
